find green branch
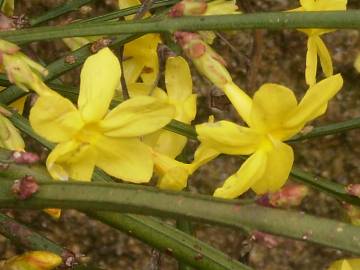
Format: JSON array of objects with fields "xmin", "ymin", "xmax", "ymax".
[
  {"xmin": 0, "ymin": 177, "xmax": 359, "ymax": 254},
  {"xmin": 1, "ymin": 11, "xmax": 360, "ymax": 44},
  {"xmin": 0, "ymin": 149, "xmax": 252, "ymax": 270}
]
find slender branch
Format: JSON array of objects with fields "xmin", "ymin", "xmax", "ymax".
[
  {"xmin": 288, "ymin": 117, "xmax": 360, "ymax": 142},
  {"xmin": 29, "ymin": 0, "xmax": 96, "ymax": 26},
  {"xmin": 2, "ymin": 11, "xmax": 360, "ymax": 44},
  {"xmin": 0, "ymin": 149, "xmax": 252, "ymax": 270},
  {"xmin": 0, "ymin": 177, "xmax": 359, "ymax": 255}
]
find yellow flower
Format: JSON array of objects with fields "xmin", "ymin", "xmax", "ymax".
[
  {"xmin": 29, "ymin": 48, "xmax": 175, "ymax": 182},
  {"xmin": 290, "ymin": 0, "xmax": 347, "ymax": 86},
  {"xmin": 196, "ymin": 74, "xmax": 343, "ymax": 198},
  {"xmin": 0, "ymin": 251, "xmax": 62, "ymax": 270},
  {"xmin": 119, "ymin": 0, "xmax": 161, "ymax": 85},
  {"xmin": 129, "ymin": 56, "xmax": 197, "ymax": 158},
  {"xmin": 328, "ymin": 259, "xmax": 360, "ymax": 270}
]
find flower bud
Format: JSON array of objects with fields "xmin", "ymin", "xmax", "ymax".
[
  {"xmin": 346, "ymin": 184, "xmax": 360, "ymax": 198},
  {"xmin": 169, "ymin": 0, "xmax": 207, "ymax": 17},
  {"xmin": 0, "ymin": 39, "xmax": 19, "ymax": 55},
  {"xmin": 257, "ymin": 184, "xmax": 309, "ymax": 208},
  {"xmin": 11, "ymin": 175, "xmax": 39, "ymax": 200},
  {"xmin": 0, "ymin": 251, "xmax": 62, "ymax": 270},
  {"xmin": 174, "ymin": 31, "xmax": 232, "ymax": 87},
  {"xmin": 11, "ymin": 151, "xmax": 40, "ymax": 164},
  {"xmin": 3, "ymin": 52, "xmax": 48, "ymax": 92},
  {"xmin": 0, "ymin": 114, "xmax": 25, "ymax": 151}
]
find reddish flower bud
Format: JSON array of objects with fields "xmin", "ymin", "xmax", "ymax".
[
  {"xmin": 346, "ymin": 184, "xmax": 360, "ymax": 198},
  {"xmin": 11, "ymin": 151, "xmax": 40, "ymax": 165},
  {"xmin": 11, "ymin": 175, "xmax": 39, "ymax": 200},
  {"xmin": 169, "ymin": 0, "xmax": 207, "ymax": 17},
  {"xmin": 257, "ymin": 184, "xmax": 309, "ymax": 208}
]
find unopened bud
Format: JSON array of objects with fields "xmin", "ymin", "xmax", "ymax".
[
  {"xmin": 0, "ymin": 114, "xmax": 25, "ymax": 151},
  {"xmin": 11, "ymin": 151, "xmax": 40, "ymax": 164},
  {"xmin": 43, "ymin": 208, "xmax": 61, "ymax": 219},
  {"xmin": 346, "ymin": 184, "xmax": 360, "ymax": 198},
  {"xmin": 3, "ymin": 53, "xmax": 47, "ymax": 92},
  {"xmin": 12, "ymin": 175, "xmax": 39, "ymax": 200},
  {"xmin": 0, "ymin": 39, "xmax": 19, "ymax": 55},
  {"xmin": 0, "ymin": 251, "xmax": 62, "ymax": 270},
  {"xmin": 257, "ymin": 184, "xmax": 309, "ymax": 208},
  {"xmin": 174, "ymin": 31, "xmax": 232, "ymax": 87},
  {"xmin": 343, "ymin": 203, "xmax": 360, "ymax": 226},
  {"xmin": 169, "ymin": 0, "xmax": 207, "ymax": 17}
]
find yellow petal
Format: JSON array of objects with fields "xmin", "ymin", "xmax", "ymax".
[
  {"xmin": 127, "ymin": 82, "xmax": 153, "ymax": 97},
  {"xmin": 300, "ymin": 0, "xmax": 315, "ymax": 10},
  {"xmin": 251, "ymin": 141, "xmax": 294, "ymax": 194},
  {"xmin": 43, "ymin": 208, "xmax": 62, "ymax": 219},
  {"xmin": 285, "ymin": 74, "xmax": 343, "ymax": 128},
  {"xmin": 141, "ymin": 53, "xmax": 159, "ymax": 85},
  {"xmin": 119, "ymin": 0, "xmax": 140, "ymax": 9},
  {"xmin": 250, "ymin": 83, "xmax": 297, "ymax": 135},
  {"xmin": 328, "ymin": 259, "xmax": 360, "ymax": 270},
  {"xmin": 145, "ymin": 130, "xmax": 188, "ymax": 159},
  {"xmin": 314, "ymin": 36, "xmax": 333, "ymax": 77},
  {"xmin": 305, "ymin": 36, "xmax": 318, "ymax": 86},
  {"xmin": 30, "ymin": 93, "xmax": 84, "ymax": 143},
  {"xmin": 153, "ymin": 151, "xmax": 190, "ymax": 191},
  {"xmin": 9, "ymin": 95, "xmax": 27, "ymax": 114},
  {"xmin": 189, "ymin": 143, "xmax": 220, "ymax": 173},
  {"xmin": 196, "ymin": 120, "xmax": 262, "ymax": 155},
  {"xmin": 214, "ymin": 150, "xmax": 267, "ymax": 199},
  {"xmin": 122, "ymin": 57, "xmax": 145, "ymax": 84},
  {"xmin": 78, "ymin": 48, "xmax": 121, "ymax": 123},
  {"xmin": 157, "ymin": 166, "xmax": 190, "ymax": 191},
  {"xmin": 165, "ymin": 56, "xmax": 192, "ymax": 101},
  {"xmin": 205, "ymin": 0, "xmax": 239, "ymax": 15},
  {"xmin": 46, "ymin": 140, "xmax": 97, "ymax": 181},
  {"xmin": 223, "ymin": 82, "xmax": 253, "ymax": 125},
  {"xmin": 179, "ymin": 94, "xmax": 197, "ymax": 123},
  {"xmin": 94, "ymin": 136, "xmax": 153, "ymax": 183},
  {"xmin": 100, "ymin": 96, "xmax": 175, "ymax": 137},
  {"xmin": 355, "ymin": 53, "xmax": 360, "ymax": 73}
]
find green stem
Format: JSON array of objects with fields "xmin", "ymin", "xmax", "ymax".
[
  {"xmin": 0, "ymin": 0, "xmax": 4, "ymax": 10},
  {"xmin": 288, "ymin": 117, "xmax": 360, "ymax": 142},
  {"xmin": 88, "ymin": 213, "xmax": 251, "ymax": 270},
  {"xmin": 2, "ymin": 11, "xmax": 360, "ymax": 44},
  {"xmin": 176, "ymin": 219, "xmax": 194, "ymax": 270},
  {"xmin": 0, "ymin": 177, "xmax": 359, "ymax": 254},
  {"xmin": 29, "ymin": 0, "xmax": 96, "ymax": 26},
  {"xmin": 0, "ymin": 149, "xmax": 252, "ymax": 270}
]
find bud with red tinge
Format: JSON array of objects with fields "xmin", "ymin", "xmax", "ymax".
[{"xmin": 12, "ymin": 175, "xmax": 39, "ymax": 200}]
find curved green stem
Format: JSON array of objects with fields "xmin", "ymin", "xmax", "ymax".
[
  {"xmin": 0, "ymin": 178, "xmax": 359, "ymax": 254},
  {"xmin": 2, "ymin": 11, "xmax": 360, "ymax": 44}
]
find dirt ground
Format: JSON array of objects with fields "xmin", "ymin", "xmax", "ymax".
[{"xmin": 1, "ymin": 0, "xmax": 360, "ymax": 269}]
